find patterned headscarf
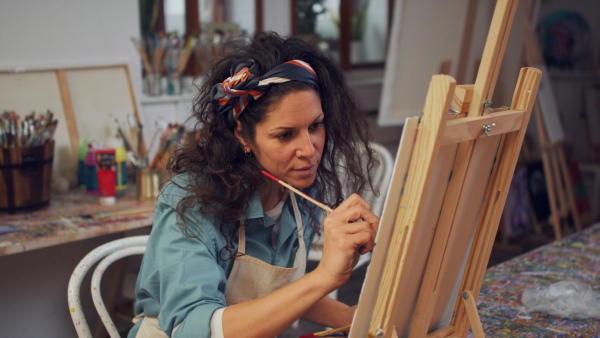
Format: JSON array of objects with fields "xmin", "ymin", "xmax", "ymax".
[{"xmin": 211, "ymin": 59, "xmax": 319, "ymax": 125}]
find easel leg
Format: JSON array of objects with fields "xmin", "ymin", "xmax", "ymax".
[
  {"xmin": 462, "ymin": 291, "xmax": 485, "ymax": 338},
  {"xmin": 549, "ymin": 148, "xmax": 568, "ymax": 218},
  {"xmin": 541, "ymin": 145, "xmax": 562, "ymax": 239},
  {"xmin": 556, "ymin": 146, "xmax": 583, "ymax": 232}
]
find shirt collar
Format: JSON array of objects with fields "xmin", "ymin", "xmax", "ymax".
[{"xmin": 238, "ymin": 190, "xmax": 265, "ymax": 220}]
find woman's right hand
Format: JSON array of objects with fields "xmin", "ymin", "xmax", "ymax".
[{"xmin": 313, "ymin": 194, "xmax": 379, "ymax": 289}]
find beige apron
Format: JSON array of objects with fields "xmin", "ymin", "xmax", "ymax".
[{"xmin": 135, "ymin": 191, "xmax": 306, "ymax": 337}]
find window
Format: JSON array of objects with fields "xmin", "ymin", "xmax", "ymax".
[{"xmin": 292, "ymin": 0, "xmax": 393, "ymax": 69}]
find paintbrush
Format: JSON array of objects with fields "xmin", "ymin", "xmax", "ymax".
[
  {"xmin": 130, "ymin": 37, "xmax": 154, "ymax": 74},
  {"xmin": 261, "ymin": 171, "xmax": 333, "ymax": 213},
  {"xmin": 113, "ymin": 118, "xmax": 142, "ymax": 167},
  {"xmin": 300, "ymin": 325, "xmax": 351, "ymax": 337},
  {"xmin": 176, "ymin": 35, "xmax": 197, "ymax": 74},
  {"xmin": 81, "ymin": 206, "xmax": 155, "ymax": 220}
]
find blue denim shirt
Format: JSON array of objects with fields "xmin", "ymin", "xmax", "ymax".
[{"xmin": 129, "ymin": 176, "xmax": 317, "ymax": 338}]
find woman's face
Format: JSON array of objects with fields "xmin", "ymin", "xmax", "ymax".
[{"xmin": 237, "ymin": 89, "xmax": 325, "ymax": 189}]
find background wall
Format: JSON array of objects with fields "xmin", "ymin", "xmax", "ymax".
[
  {"xmin": 0, "ymin": 2, "xmax": 143, "ymax": 337},
  {"xmin": 0, "ymin": 0, "xmax": 142, "ymax": 98}
]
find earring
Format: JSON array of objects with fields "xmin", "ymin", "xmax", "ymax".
[{"xmin": 245, "ymin": 150, "xmax": 252, "ymax": 157}]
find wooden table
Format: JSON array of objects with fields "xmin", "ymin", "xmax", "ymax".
[
  {"xmin": 475, "ymin": 222, "xmax": 600, "ymax": 337},
  {"xmin": 0, "ymin": 189, "xmax": 154, "ymax": 256}
]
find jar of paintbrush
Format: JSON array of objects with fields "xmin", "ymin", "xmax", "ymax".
[{"xmin": 0, "ymin": 110, "xmax": 58, "ymax": 213}]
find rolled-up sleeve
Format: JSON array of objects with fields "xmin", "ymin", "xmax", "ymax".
[{"xmin": 133, "ymin": 185, "xmax": 230, "ymax": 338}]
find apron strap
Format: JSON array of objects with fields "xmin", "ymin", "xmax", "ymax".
[
  {"xmin": 236, "ymin": 193, "xmax": 304, "ymax": 274},
  {"xmin": 289, "ymin": 192, "xmax": 307, "ymax": 280},
  {"xmin": 132, "ymin": 313, "xmax": 144, "ymax": 324},
  {"xmin": 238, "ymin": 220, "xmax": 246, "ymax": 254}
]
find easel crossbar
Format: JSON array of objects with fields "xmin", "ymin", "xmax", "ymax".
[{"xmin": 441, "ymin": 110, "xmax": 526, "ymax": 146}]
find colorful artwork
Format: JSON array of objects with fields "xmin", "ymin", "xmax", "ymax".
[
  {"xmin": 537, "ymin": 10, "xmax": 592, "ymax": 71},
  {"xmin": 472, "ymin": 222, "xmax": 600, "ymax": 337}
]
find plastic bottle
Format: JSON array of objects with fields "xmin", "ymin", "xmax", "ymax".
[
  {"xmin": 77, "ymin": 138, "xmax": 90, "ymax": 189},
  {"xmin": 115, "ymin": 147, "xmax": 128, "ymax": 195},
  {"xmin": 85, "ymin": 143, "xmax": 99, "ymax": 194},
  {"xmin": 107, "ymin": 136, "xmax": 128, "ymax": 196},
  {"xmin": 95, "ymin": 149, "xmax": 117, "ymax": 206}
]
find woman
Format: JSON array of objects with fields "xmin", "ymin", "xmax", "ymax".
[{"xmin": 130, "ymin": 32, "xmax": 379, "ymax": 338}]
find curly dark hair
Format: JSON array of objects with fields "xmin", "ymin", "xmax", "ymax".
[{"xmin": 167, "ymin": 31, "xmax": 377, "ymax": 260}]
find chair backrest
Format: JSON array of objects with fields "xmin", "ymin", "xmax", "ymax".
[
  {"xmin": 333, "ymin": 141, "xmax": 395, "ymax": 216},
  {"xmin": 68, "ymin": 235, "xmax": 149, "ymax": 338},
  {"xmin": 363, "ymin": 142, "xmax": 395, "ymax": 217},
  {"xmin": 308, "ymin": 142, "xmax": 395, "ymax": 262}
]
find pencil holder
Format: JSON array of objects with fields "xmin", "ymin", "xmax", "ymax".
[
  {"xmin": 136, "ymin": 169, "xmax": 160, "ymax": 202},
  {"xmin": 0, "ymin": 141, "xmax": 54, "ymax": 213},
  {"xmin": 145, "ymin": 73, "xmax": 162, "ymax": 97},
  {"xmin": 167, "ymin": 72, "xmax": 182, "ymax": 95}
]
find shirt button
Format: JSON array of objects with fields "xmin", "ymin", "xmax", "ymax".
[{"xmin": 258, "ymin": 219, "xmax": 264, "ymax": 224}]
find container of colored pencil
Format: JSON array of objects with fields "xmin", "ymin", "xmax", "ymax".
[
  {"xmin": 145, "ymin": 72, "xmax": 162, "ymax": 97},
  {"xmin": 136, "ymin": 169, "xmax": 160, "ymax": 202}
]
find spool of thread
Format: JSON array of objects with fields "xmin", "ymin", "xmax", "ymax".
[{"xmin": 84, "ymin": 143, "xmax": 98, "ymax": 193}]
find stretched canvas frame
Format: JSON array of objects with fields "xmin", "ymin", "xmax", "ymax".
[{"xmin": 0, "ymin": 64, "xmax": 143, "ymax": 178}]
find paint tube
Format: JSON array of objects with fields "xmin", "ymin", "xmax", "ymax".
[{"xmin": 95, "ymin": 149, "xmax": 116, "ymax": 206}]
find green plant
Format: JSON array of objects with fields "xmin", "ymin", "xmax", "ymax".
[
  {"xmin": 351, "ymin": 0, "xmax": 370, "ymax": 41},
  {"xmin": 297, "ymin": 0, "xmax": 327, "ymax": 36},
  {"xmin": 327, "ymin": 0, "xmax": 371, "ymax": 41}
]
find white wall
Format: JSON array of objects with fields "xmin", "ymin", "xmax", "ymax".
[
  {"xmin": 263, "ymin": 0, "xmax": 291, "ymax": 36},
  {"xmin": 0, "ymin": 0, "xmax": 143, "ymax": 113},
  {"xmin": 0, "ymin": 2, "xmax": 144, "ymax": 336}
]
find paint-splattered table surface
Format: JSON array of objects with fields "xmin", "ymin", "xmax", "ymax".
[
  {"xmin": 476, "ymin": 222, "xmax": 600, "ymax": 337},
  {"xmin": 0, "ymin": 189, "xmax": 154, "ymax": 256}
]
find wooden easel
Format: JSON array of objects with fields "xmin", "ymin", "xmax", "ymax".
[
  {"xmin": 521, "ymin": 1, "xmax": 583, "ymax": 239},
  {"xmin": 348, "ymin": 0, "xmax": 542, "ymax": 337}
]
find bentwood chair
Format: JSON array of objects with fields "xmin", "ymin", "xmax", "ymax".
[
  {"xmin": 307, "ymin": 142, "xmax": 395, "ymax": 294},
  {"xmin": 68, "ymin": 235, "xmax": 149, "ymax": 338},
  {"xmin": 352, "ymin": 142, "xmax": 395, "ymax": 269},
  {"xmin": 358, "ymin": 142, "xmax": 396, "ymax": 219}
]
